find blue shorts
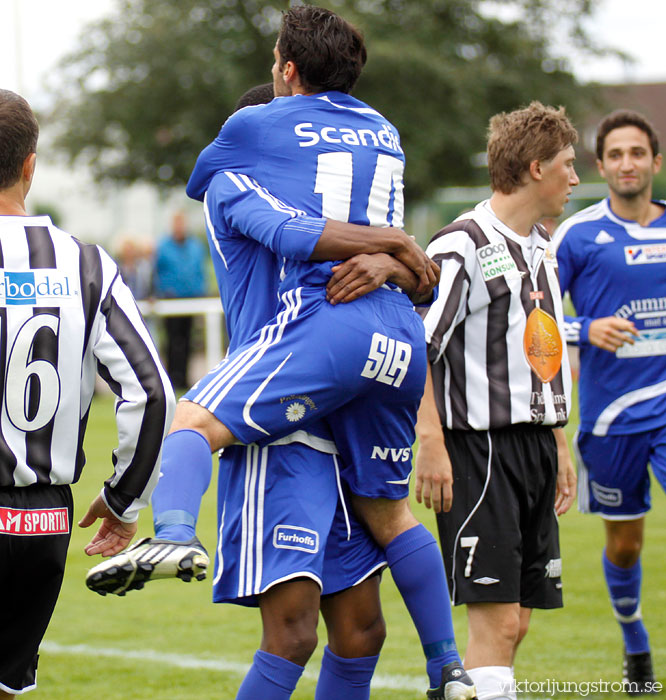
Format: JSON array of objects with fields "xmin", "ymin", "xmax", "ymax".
[
  {"xmin": 576, "ymin": 426, "xmax": 666, "ymax": 518},
  {"xmin": 212, "ymin": 442, "xmax": 386, "ymax": 606},
  {"xmin": 186, "ymin": 286, "xmax": 427, "ymax": 500}
]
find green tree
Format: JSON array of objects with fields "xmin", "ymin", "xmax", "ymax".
[{"xmin": 48, "ymin": 0, "xmax": 613, "ymax": 203}]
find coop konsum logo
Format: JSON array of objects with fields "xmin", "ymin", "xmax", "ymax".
[{"xmin": 0, "ymin": 270, "xmax": 77, "ymax": 306}]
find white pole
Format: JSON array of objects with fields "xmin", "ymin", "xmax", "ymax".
[{"xmin": 12, "ymin": 0, "xmax": 24, "ymax": 95}]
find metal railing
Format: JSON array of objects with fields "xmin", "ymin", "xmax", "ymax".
[{"xmin": 137, "ymin": 297, "xmax": 226, "ymax": 368}]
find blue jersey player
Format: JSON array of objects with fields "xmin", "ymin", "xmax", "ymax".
[
  {"xmin": 88, "ymin": 9, "xmax": 475, "ymax": 700},
  {"xmin": 89, "ymin": 84, "xmax": 400, "ymax": 700},
  {"xmin": 555, "ymin": 110, "xmax": 666, "ymax": 693}
]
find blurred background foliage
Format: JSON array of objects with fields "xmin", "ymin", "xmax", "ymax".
[{"xmin": 47, "ymin": 0, "xmax": 621, "ymax": 204}]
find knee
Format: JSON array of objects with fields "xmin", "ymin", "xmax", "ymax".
[
  {"xmin": 263, "ymin": 617, "xmax": 319, "ymax": 666},
  {"xmin": 468, "ymin": 606, "xmax": 521, "ymax": 661},
  {"xmin": 494, "ymin": 613, "xmax": 521, "ymax": 649},
  {"xmin": 330, "ymin": 612, "xmax": 386, "ymax": 658},
  {"xmin": 360, "ymin": 614, "xmax": 387, "ymax": 656},
  {"xmin": 169, "ymin": 401, "xmax": 234, "ymax": 450},
  {"xmin": 607, "ymin": 536, "xmax": 642, "ymax": 568},
  {"xmin": 516, "ymin": 615, "xmax": 530, "ymax": 647}
]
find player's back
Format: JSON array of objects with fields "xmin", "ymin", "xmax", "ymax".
[
  {"xmin": 0, "ymin": 215, "xmax": 164, "ymax": 488},
  {"xmin": 188, "ymin": 92, "xmax": 406, "ymax": 290}
]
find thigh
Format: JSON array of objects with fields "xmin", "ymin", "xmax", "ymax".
[
  {"xmin": 328, "ymin": 387, "xmax": 424, "ymax": 501},
  {"xmin": 185, "ymin": 289, "xmax": 426, "ymax": 448},
  {"xmin": 320, "ymin": 574, "xmax": 385, "ymax": 657},
  {"xmin": 437, "ymin": 429, "xmax": 522, "ymax": 606},
  {"xmin": 326, "ymin": 298, "xmax": 427, "ymax": 500},
  {"xmin": 648, "ymin": 423, "xmax": 666, "ymax": 493},
  {"xmin": 213, "ymin": 443, "xmax": 338, "ymax": 607},
  {"xmin": 513, "ymin": 429, "xmax": 562, "ymax": 610},
  {"xmin": 320, "ymin": 480, "xmax": 386, "ymax": 596},
  {"xmin": 576, "ymin": 430, "xmax": 651, "ymax": 517},
  {"xmin": 0, "ymin": 485, "xmax": 72, "ymax": 694}
]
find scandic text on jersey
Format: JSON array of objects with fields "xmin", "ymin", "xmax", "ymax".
[{"xmin": 294, "ymin": 122, "xmax": 402, "ymax": 152}]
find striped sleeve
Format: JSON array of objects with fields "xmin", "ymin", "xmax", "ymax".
[
  {"xmin": 91, "ymin": 247, "xmax": 175, "ymax": 522},
  {"xmin": 421, "ymin": 225, "xmax": 478, "ymax": 362}
]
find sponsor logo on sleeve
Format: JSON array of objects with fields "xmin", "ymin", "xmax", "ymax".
[
  {"xmin": 273, "ymin": 525, "xmax": 319, "ymax": 554},
  {"xmin": 0, "ymin": 270, "xmax": 78, "ymax": 307},
  {"xmin": 0, "ymin": 507, "xmax": 70, "ymax": 535}
]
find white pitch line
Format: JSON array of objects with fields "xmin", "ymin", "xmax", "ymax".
[{"xmin": 41, "ymin": 641, "xmax": 423, "ymax": 691}]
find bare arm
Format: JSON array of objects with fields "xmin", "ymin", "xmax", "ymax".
[
  {"xmin": 311, "ymin": 220, "xmax": 434, "ymax": 294},
  {"xmin": 414, "ymin": 363, "xmax": 453, "ymax": 513},
  {"xmin": 553, "ymin": 427, "xmax": 576, "ymax": 516},
  {"xmin": 326, "ymin": 253, "xmax": 439, "ymax": 305}
]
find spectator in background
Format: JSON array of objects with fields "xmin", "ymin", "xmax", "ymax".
[
  {"xmin": 153, "ymin": 211, "xmax": 206, "ymax": 389},
  {"xmin": 116, "ymin": 235, "xmax": 154, "ymax": 301}
]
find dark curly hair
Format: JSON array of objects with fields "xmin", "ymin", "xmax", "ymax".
[{"xmin": 277, "ymin": 5, "xmax": 367, "ymax": 94}]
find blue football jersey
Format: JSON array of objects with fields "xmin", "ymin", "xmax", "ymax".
[
  {"xmin": 555, "ymin": 198, "xmax": 666, "ymax": 436},
  {"xmin": 187, "ymin": 92, "xmax": 405, "ymax": 293},
  {"xmin": 202, "ymin": 171, "xmax": 325, "ymax": 351}
]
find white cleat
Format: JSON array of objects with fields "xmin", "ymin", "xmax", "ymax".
[{"xmin": 86, "ymin": 536, "xmax": 209, "ymax": 596}]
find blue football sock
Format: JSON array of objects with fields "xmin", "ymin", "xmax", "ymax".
[
  {"xmin": 314, "ymin": 646, "xmax": 379, "ymax": 700},
  {"xmin": 603, "ymin": 550, "xmax": 650, "ymax": 655},
  {"xmin": 236, "ymin": 650, "xmax": 304, "ymax": 699},
  {"xmin": 151, "ymin": 429, "xmax": 212, "ymax": 542},
  {"xmin": 385, "ymin": 524, "xmax": 460, "ymax": 687}
]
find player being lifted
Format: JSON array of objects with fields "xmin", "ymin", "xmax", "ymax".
[{"xmin": 86, "ymin": 7, "xmax": 475, "ymax": 699}]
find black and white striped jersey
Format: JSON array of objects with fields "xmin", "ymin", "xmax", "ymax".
[
  {"xmin": 0, "ymin": 216, "xmax": 175, "ymax": 522},
  {"xmin": 422, "ymin": 201, "xmax": 571, "ymax": 431}
]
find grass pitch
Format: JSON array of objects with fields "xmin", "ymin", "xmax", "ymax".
[{"xmin": 34, "ymin": 394, "xmax": 666, "ymax": 699}]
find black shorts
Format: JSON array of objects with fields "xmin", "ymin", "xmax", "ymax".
[
  {"xmin": 0, "ymin": 484, "xmax": 73, "ymax": 693},
  {"xmin": 436, "ymin": 425, "xmax": 562, "ymax": 609}
]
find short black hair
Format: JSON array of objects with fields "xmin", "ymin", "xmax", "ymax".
[
  {"xmin": 277, "ymin": 5, "xmax": 366, "ymax": 94},
  {"xmin": 234, "ymin": 83, "xmax": 274, "ymax": 112},
  {"xmin": 596, "ymin": 110, "xmax": 660, "ymax": 160},
  {"xmin": 0, "ymin": 89, "xmax": 39, "ymax": 190}
]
